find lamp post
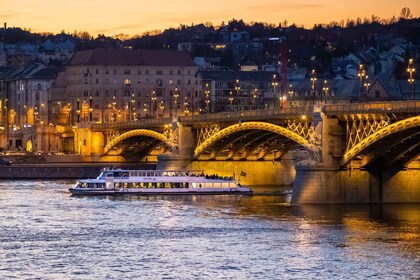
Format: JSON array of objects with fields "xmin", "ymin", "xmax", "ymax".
[
  {"xmin": 143, "ymin": 103, "xmax": 148, "ymax": 118},
  {"xmin": 66, "ymin": 103, "xmax": 72, "ymax": 125},
  {"xmin": 272, "ymin": 74, "xmax": 278, "ymax": 108},
  {"xmin": 288, "ymin": 84, "xmax": 294, "ymax": 99},
  {"xmin": 23, "ymin": 105, "xmax": 27, "ymax": 128},
  {"xmin": 204, "ymin": 83, "xmax": 210, "ymax": 113},
  {"xmin": 407, "ymin": 58, "xmax": 416, "ymax": 100},
  {"xmin": 159, "ymin": 101, "xmax": 165, "ymax": 118},
  {"xmin": 363, "ymin": 76, "xmax": 370, "ymax": 100},
  {"xmin": 310, "ymin": 69, "xmax": 317, "ymax": 103},
  {"xmin": 235, "ymin": 79, "xmax": 240, "ymax": 111},
  {"xmin": 253, "ymin": 88, "xmax": 258, "ymax": 109},
  {"xmin": 322, "ymin": 80, "xmax": 329, "ymax": 103},
  {"xmin": 174, "ymin": 87, "xmax": 179, "ymax": 117},
  {"xmin": 229, "ymin": 91, "xmax": 233, "ymax": 111},
  {"xmin": 76, "ymin": 99, "xmax": 80, "ymax": 123},
  {"xmin": 130, "ymin": 93, "xmax": 136, "ymax": 121},
  {"xmin": 357, "ymin": 64, "xmax": 366, "ymax": 102},
  {"xmin": 183, "ymin": 97, "xmax": 189, "ymax": 116},
  {"xmin": 89, "ymin": 97, "xmax": 93, "ymax": 122},
  {"xmin": 151, "ymin": 89, "xmax": 156, "ymax": 118}
]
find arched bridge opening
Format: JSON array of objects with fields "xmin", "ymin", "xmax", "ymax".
[
  {"xmin": 341, "ymin": 115, "xmax": 420, "ymax": 180},
  {"xmin": 194, "ymin": 121, "xmax": 310, "ymax": 161},
  {"xmin": 103, "ymin": 129, "xmax": 174, "ymax": 159}
]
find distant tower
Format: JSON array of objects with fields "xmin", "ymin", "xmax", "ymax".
[{"xmin": 4, "ymin": 22, "xmax": 6, "ymax": 29}]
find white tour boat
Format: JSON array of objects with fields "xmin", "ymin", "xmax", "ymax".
[{"xmin": 69, "ymin": 169, "xmax": 252, "ymax": 195}]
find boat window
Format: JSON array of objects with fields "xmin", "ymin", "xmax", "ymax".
[
  {"xmin": 115, "ymin": 183, "xmax": 121, "ymax": 189},
  {"xmin": 164, "ymin": 182, "xmax": 172, "ymax": 188},
  {"xmin": 213, "ymin": 183, "xmax": 221, "ymax": 188},
  {"xmin": 181, "ymin": 182, "xmax": 188, "ymax": 188},
  {"xmin": 221, "ymin": 182, "xmax": 230, "ymax": 188},
  {"xmin": 131, "ymin": 172, "xmax": 138, "ymax": 177}
]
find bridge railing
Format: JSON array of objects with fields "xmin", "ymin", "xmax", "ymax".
[
  {"xmin": 91, "ymin": 117, "xmax": 172, "ymax": 131},
  {"xmin": 324, "ymin": 101, "xmax": 420, "ymax": 114},
  {"xmin": 180, "ymin": 106, "xmax": 313, "ymax": 124}
]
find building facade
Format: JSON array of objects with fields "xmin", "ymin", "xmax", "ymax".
[{"xmin": 64, "ymin": 49, "xmax": 201, "ymax": 123}]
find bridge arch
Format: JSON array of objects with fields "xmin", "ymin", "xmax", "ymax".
[
  {"xmin": 103, "ymin": 129, "xmax": 173, "ymax": 155},
  {"xmin": 341, "ymin": 115, "xmax": 420, "ymax": 166},
  {"xmin": 194, "ymin": 121, "xmax": 309, "ymax": 158}
]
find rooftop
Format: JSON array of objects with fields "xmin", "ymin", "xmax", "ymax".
[{"xmin": 69, "ymin": 48, "xmax": 196, "ymax": 67}]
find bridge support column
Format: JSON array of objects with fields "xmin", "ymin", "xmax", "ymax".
[
  {"xmin": 74, "ymin": 125, "xmax": 104, "ymax": 158},
  {"xmin": 292, "ymin": 164, "xmax": 420, "ymax": 204},
  {"xmin": 157, "ymin": 124, "xmax": 194, "ymax": 170}
]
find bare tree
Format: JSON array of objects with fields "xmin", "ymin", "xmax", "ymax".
[{"xmin": 400, "ymin": 7, "xmax": 412, "ymax": 19}]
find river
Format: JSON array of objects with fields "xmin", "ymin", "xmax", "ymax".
[{"xmin": 0, "ymin": 181, "xmax": 419, "ymax": 279}]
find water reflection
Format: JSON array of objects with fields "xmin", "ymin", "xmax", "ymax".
[{"xmin": 0, "ymin": 182, "xmax": 419, "ymax": 279}]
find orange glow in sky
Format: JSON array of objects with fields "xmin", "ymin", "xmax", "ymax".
[{"xmin": 1, "ymin": 0, "xmax": 419, "ymax": 36}]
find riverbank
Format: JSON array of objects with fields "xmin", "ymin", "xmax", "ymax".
[{"xmin": 0, "ymin": 154, "xmax": 155, "ymax": 179}]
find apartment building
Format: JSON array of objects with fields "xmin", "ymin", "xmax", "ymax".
[{"xmin": 65, "ymin": 48, "xmax": 201, "ymax": 123}]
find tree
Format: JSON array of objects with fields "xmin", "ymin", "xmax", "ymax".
[{"xmin": 400, "ymin": 7, "xmax": 412, "ymax": 19}]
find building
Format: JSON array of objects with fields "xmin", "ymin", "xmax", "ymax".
[
  {"xmin": 64, "ymin": 48, "xmax": 201, "ymax": 123},
  {"xmin": 0, "ymin": 64, "xmax": 60, "ymax": 152},
  {"xmin": 200, "ymin": 70, "xmax": 278, "ymax": 112}
]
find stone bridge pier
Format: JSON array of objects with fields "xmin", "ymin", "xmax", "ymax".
[
  {"xmin": 157, "ymin": 124, "xmax": 196, "ymax": 170},
  {"xmin": 291, "ymin": 112, "xmax": 420, "ymax": 204}
]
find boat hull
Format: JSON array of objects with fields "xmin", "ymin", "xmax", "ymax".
[{"xmin": 69, "ymin": 187, "xmax": 253, "ymax": 196}]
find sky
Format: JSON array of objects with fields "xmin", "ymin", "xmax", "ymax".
[{"xmin": 0, "ymin": 0, "xmax": 419, "ymax": 37}]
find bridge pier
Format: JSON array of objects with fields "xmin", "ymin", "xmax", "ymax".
[
  {"xmin": 291, "ymin": 161, "xmax": 420, "ymax": 204},
  {"xmin": 157, "ymin": 124, "xmax": 195, "ymax": 170}
]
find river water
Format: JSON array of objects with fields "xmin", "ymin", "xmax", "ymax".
[{"xmin": 0, "ymin": 181, "xmax": 419, "ymax": 279}]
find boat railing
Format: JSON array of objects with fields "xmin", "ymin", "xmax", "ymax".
[{"xmin": 96, "ymin": 169, "xmax": 236, "ymax": 181}]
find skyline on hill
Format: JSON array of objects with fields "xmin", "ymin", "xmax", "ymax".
[{"xmin": 0, "ymin": 0, "xmax": 419, "ymax": 37}]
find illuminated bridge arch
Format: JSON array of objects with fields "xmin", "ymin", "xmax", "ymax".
[
  {"xmin": 194, "ymin": 121, "xmax": 309, "ymax": 158},
  {"xmin": 341, "ymin": 115, "xmax": 420, "ymax": 166},
  {"xmin": 104, "ymin": 129, "xmax": 172, "ymax": 155}
]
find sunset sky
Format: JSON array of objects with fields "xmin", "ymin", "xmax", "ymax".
[{"xmin": 0, "ymin": 0, "xmax": 419, "ymax": 36}]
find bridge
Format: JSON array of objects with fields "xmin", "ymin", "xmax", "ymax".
[{"xmin": 76, "ymin": 101, "xmax": 420, "ymax": 204}]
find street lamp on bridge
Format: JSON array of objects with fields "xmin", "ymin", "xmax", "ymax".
[
  {"xmin": 310, "ymin": 70, "xmax": 317, "ymax": 103},
  {"xmin": 407, "ymin": 58, "xmax": 416, "ymax": 100},
  {"xmin": 322, "ymin": 80, "xmax": 329, "ymax": 103},
  {"xmin": 272, "ymin": 74, "xmax": 278, "ymax": 108},
  {"xmin": 235, "ymin": 79, "xmax": 240, "ymax": 111},
  {"xmin": 151, "ymin": 89, "xmax": 156, "ymax": 118},
  {"xmin": 174, "ymin": 87, "xmax": 179, "ymax": 117},
  {"xmin": 228, "ymin": 91, "xmax": 234, "ymax": 111},
  {"xmin": 363, "ymin": 76, "xmax": 370, "ymax": 99},
  {"xmin": 252, "ymin": 88, "xmax": 258, "ymax": 110},
  {"xmin": 357, "ymin": 64, "xmax": 367, "ymax": 102},
  {"xmin": 204, "ymin": 83, "xmax": 210, "ymax": 113}
]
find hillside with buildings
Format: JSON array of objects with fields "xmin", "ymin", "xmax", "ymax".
[{"xmin": 0, "ymin": 17, "xmax": 419, "ymax": 154}]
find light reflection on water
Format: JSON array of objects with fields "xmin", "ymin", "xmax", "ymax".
[{"xmin": 0, "ymin": 181, "xmax": 419, "ymax": 279}]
